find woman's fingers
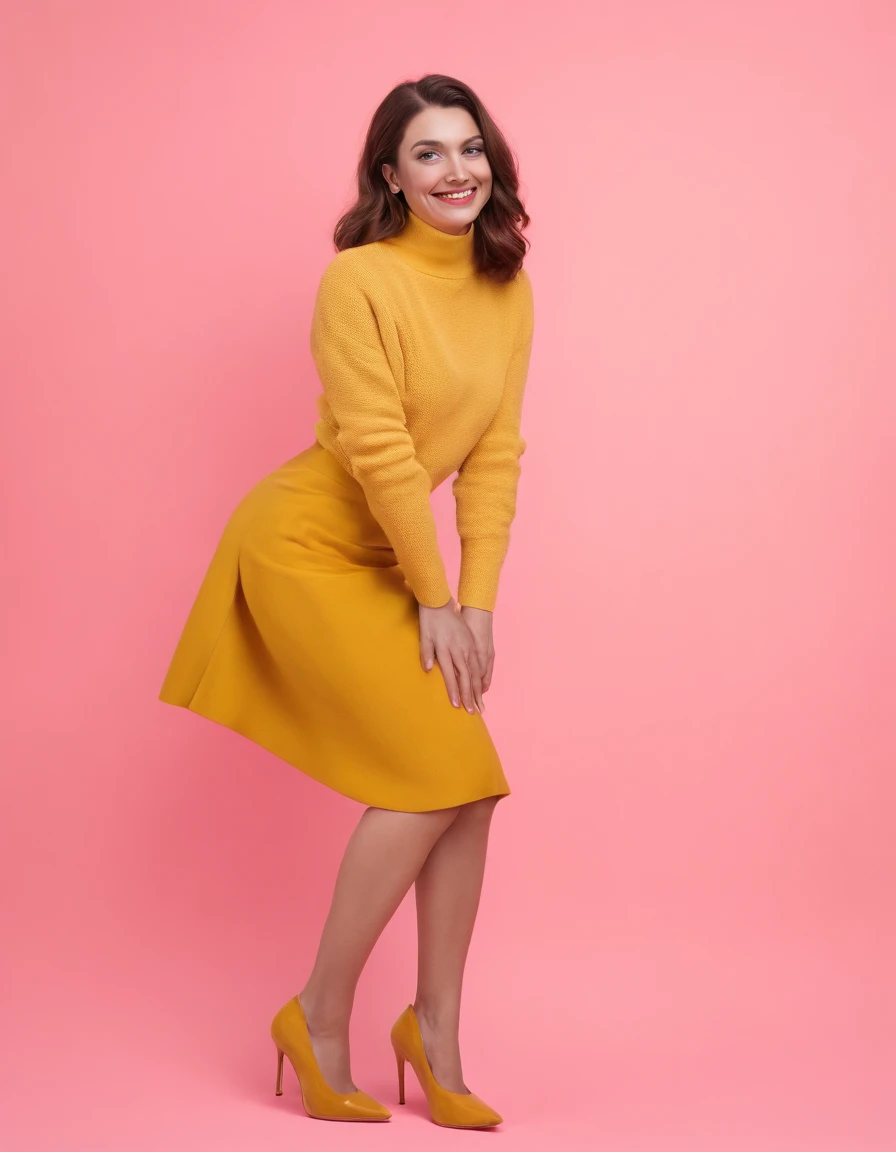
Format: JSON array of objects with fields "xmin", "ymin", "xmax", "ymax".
[
  {"xmin": 463, "ymin": 640, "xmax": 484, "ymax": 714},
  {"xmin": 474, "ymin": 638, "xmax": 491, "ymax": 706},
  {"xmin": 419, "ymin": 603, "xmax": 484, "ymax": 714},
  {"xmin": 420, "ymin": 633, "xmax": 435, "ymax": 673},
  {"xmin": 454, "ymin": 645, "xmax": 478, "ymax": 714},
  {"xmin": 456, "ymin": 605, "xmax": 495, "ymax": 704},
  {"xmin": 482, "ymin": 648, "xmax": 495, "ymax": 694},
  {"xmin": 435, "ymin": 645, "xmax": 461, "ymax": 708},
  {"xmin": 435, "ymin": 642, "xmax": 482, "ymax": 713},
  {"xmin": 472, "ymin": 656, "xmax": 485, "ymax": 713}
]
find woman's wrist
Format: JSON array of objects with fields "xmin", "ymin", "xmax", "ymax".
[{"xmin": 418, "ymin": 595, "xmax": 455, "ymax": 611}]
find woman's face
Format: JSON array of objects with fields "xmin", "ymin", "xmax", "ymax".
[{"xmin": 382, "ymin": 105, "xmax": 493, "ymax": 235}]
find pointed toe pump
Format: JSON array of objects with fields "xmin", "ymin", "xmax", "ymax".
[
  {"xmin": 390, "ymin": 1004, "xmax": 503, "ymax": 1129},
  {"xmin": 271, "ymin": 995, "xmax": 391, "ymax": 1122}
]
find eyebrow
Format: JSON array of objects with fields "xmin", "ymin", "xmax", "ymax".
[{"xmin": 410, "ymin": 135, "xmax": 484, "ymax": 150}]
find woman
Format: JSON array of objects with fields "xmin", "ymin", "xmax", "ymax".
[{"xmin": 159, "ymin": 73, "xmax": 534, "ymax": 1129}]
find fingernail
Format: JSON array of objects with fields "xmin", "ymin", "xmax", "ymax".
[
  {"xmin": 452, "ymin": 698, "xmax": 459, "ymax": 707},
  {"xmin": 466, "ymin": 706, "xmax": 475, "ymax": 714}
]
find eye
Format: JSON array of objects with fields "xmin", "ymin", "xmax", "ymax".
[{"xmin": 416, "ymin": 146, "xmax": 485, "ymax": 162}]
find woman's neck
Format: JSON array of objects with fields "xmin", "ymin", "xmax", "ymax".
[{"xmin": 382, "ymin": 208, "xmax": 476, "ymax": 278}]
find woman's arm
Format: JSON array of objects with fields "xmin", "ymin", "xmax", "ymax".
[
  {"xmin": 310, "ymin": 257, "xmax": 452, "ymax": 608},
  {"xmin": 452, "ymin": 269, "xmax": 535, "ymax": 612}
]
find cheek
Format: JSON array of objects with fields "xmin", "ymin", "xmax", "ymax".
[{"xmin": 411, "ymin": 172, "xmax": 437, "ymax": 195}]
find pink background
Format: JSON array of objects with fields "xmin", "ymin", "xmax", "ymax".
[{"xmin": 2, "ymin": 2, "xmax": 894, "ymax": 1149}]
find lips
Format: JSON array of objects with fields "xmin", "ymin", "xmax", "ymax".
[{"xmin": 433, "ymin": 188, "xmax": 476, "ymax": 201}]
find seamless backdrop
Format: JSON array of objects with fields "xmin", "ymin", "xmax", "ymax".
[{"xmin": 2, "ymin": 2, "xmax": 894, "ymax": 1150}]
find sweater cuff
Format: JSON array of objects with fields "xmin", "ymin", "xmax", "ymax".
[
  {"xmin": 456, "ymin": 537, "xmax": 508, "ymax": 613},
  {"xmin": 413, "ymin": 572, "xmax": 454, "ymax": 609}
]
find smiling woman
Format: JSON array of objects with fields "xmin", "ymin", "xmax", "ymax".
[
  {"xmin": 412, "ymin": 135, "xmax": 487, "ymax": 204},
  {"xmin": 335, "ymin": 76, "xmax": 529, "ymax": 281},
  {"xmin": 385, "ymin": 111, "xmax": 493, "ymax": 228},
  {"xmin": 159, "ymin": 73, "xmax": 534, "ymax": 1130}
]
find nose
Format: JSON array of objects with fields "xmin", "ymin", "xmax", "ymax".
[{"xmin": 447, "ymin": 154, "xmax": 471, "ymax": 183}]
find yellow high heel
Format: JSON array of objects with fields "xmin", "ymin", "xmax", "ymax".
[
  {"xmin": 271, "ymin": 995, "xmax": 391, "ymax": 1122},
  {"xmin": 390, "ymin": 1004, "xmax": 503, "ymax": 1128}
]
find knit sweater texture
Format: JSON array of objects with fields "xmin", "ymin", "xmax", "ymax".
[{"xmin": 310, "ymin": 207, "xmax": 534, "ymax": 612}]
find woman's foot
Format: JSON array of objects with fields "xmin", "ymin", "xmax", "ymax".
[
  {"xmin": 412, "ymin": 1002, "xmax": 469, "ymax": 1094},
  {"xmin": 298, "ymin": 991, "xmax": 356, "ymax": 1094}
]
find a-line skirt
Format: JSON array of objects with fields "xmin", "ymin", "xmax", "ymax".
[{"xmin": 158, "ymin": 440, "xmax": 511, "ymax": 812}]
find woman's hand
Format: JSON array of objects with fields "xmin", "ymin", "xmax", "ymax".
[
  {"xmin": 459, "ymin": 605, "xmax": 495, "ymax": 709},
  {"xmin": 418, "ymin": 597, "xmax": 484, "ymax": 714}
]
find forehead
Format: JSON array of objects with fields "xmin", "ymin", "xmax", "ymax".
[{"xmin": 401, "ymin": 106, "xmax": 481, "ymax": 149}]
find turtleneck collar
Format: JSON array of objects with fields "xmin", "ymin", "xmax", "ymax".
[{"xmin": 382, "ymin": 209, "xmax": 476, "ymax": 279}]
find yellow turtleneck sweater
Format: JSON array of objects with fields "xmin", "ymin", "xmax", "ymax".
[{"xmin": 310, "ymin": 208, "xmax": 534, "ymax": 613}]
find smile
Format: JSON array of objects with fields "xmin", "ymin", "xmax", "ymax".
[{"xmin": 432, "ymin": 188, "xmax": 477, "ymax": 204}]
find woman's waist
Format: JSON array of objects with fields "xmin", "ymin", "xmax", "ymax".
[
  {"xmin": 287, "ymin": 438, "xmax": 365, "ymax": 492},
  {"xmin": 312, "ymin": 425, "xmax": 459, "ymax": 495},
  {"xmin": 234, "ymin": 440, "xmax": 394, "ymax": 554}
]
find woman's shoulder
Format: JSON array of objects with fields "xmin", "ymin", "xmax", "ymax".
[
  {"xmin": 316, "ymin": 243, "xmax": 392, "ymax": 298},
  {"xmin": 488, "ymin": 263, "xmax": 533, "ymax": 313},
  {"xmin": 512, "ymin": 264, "xmax": 533, "ymax": 306},
  {"xmin": 507, "ymin": 264, "xmax": 534, "ymax": 342}
]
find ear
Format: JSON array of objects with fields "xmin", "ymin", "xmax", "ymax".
[{"xmin": 381, "ymin": 162, "xmax": 399, "ymax": 194}]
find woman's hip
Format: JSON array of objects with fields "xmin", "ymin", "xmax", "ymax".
[{"xmin": 226, "ymin": 440, "xmax": 397, "ymax": 571}]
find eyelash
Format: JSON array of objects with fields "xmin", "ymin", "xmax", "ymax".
[{"xmin": 417, "ymin": 146, "xmax": 484, "ymax": 162}]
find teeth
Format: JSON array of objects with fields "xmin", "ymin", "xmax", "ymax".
[{"xmin": 436, "ymin": 189, "xmax": 474, "ymax": 199}]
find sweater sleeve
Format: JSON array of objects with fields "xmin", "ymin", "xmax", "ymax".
[
  {"xmin": 453, "ymin": 269, "xmax": 534, "ymax": 612},
  {"xmin": 310, "ymin": 257, "xmax": 452, "ymax": 608}
]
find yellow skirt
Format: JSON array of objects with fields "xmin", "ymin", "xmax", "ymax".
[{"xmin": 159, "ymin": 440, "xmax": 511, "ymax": 812}]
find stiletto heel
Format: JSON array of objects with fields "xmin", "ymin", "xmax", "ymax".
[
  {"xmin": 389, "ymin": 1004, "xmax": 503, "ymax": 1128},
  {"xmin": 394, "ymin": 1046, "xmax": 406, "ymax": 1105},
  {"xmin": 270, "ymin": 995, "xmax": 391, "ymax": 1122}
]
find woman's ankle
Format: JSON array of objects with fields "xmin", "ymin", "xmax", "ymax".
[
  {"xmin": 412, "ymin": 996, "xmax": 461, "ymax": 1037},
  {"xmin": 299, "ymin": 985, "xmax": 353, "ymax": 1036}
]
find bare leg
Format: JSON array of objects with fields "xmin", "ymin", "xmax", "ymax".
[
  {"xmin": 413, "ymin": 795, "xmax": 500, "ymax": 1093},
  {"xmin": 299, "ymin": 804, "xmax": 460, "ymax": 1093}
]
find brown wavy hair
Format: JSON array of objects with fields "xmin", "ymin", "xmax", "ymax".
[{"xmin": 333, "ymin": 74, "xmax": 530, "ymax": 284}]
